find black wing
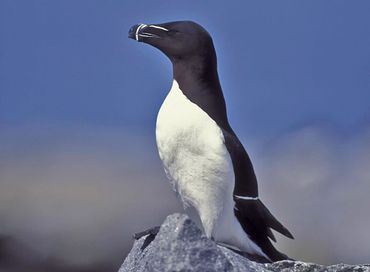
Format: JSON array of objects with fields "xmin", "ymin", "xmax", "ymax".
[
  {"xmin": 222, "ymin": 128, "xmax": 294, "ymax": 261},
  {"xmin": 222, "ymin": 128, "xmax": 259, "ymax": 197}
]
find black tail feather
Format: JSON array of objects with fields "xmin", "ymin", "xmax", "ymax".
[
  {"xmin": 257, "ymin": 200, "xmax": 294, "ymax": 240},
  {"xmin": 234, "ymin": 198, "xmax": 293, "ymax": 261}
]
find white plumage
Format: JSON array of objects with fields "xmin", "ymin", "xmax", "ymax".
[{"xmin": 155, "ymin": 80, "xmax": 267, "ymax": 257}]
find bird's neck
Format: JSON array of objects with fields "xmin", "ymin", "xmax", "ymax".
[
  {"xmin": 172, "ymin": 52, "xmax": 220, "ymax": 92},
  {"xmin": 171, "ymin": 52, "xmax": 230, "ymax": 130}
]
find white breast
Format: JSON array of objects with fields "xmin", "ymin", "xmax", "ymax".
[
  {"xmin": 156, "ymin": 78, "xmax": 234, "ymax": 216},
  {"xmin": 156, "ymin": 80, "xmax": 233, "ymax": 210},
  {"xmin": 155, "ymin": 80, "xmax": 267, "ymax": 257}
]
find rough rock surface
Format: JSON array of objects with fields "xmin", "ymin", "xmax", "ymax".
[{"xmin": 119, "ymin": 213, "xmax": 370, "ymax": 272}]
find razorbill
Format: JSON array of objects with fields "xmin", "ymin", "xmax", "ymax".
[{"xmin": 128, "ymin": 21, "xmax": 294, "ymax": 262}]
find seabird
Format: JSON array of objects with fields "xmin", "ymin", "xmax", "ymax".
[{"xmin": 128, "ymin": 21, "xmax": 294, "ymax": 262}]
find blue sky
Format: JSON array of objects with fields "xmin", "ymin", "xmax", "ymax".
[
  {"xmin": 1, "ymin": 1, "xmax": 370, "ymax": 270},
  {"xmin": 1, "ymin": 0, "xmax": 369, "ymax": 138}
]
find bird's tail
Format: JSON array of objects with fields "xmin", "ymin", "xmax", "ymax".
[
  {"xmin": 234, "ymin": 198, "xmax": 294, "ymax": 262},
  {"xmin": 257, "ymin": 200, "xmax": 294, "ymax": 241}
]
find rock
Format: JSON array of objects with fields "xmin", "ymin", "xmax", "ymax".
[{"xmin": 119, "ymin": 213, "xmax": 370, "ymax": 272}]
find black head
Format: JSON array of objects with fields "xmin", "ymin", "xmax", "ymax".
[
  {"xmin": 129, "ymin": 21, "xmax": 228, "ymax": 131},
  {"xmin": 128, "ymin": 21, "xmax": 214, "ymax": 62}
]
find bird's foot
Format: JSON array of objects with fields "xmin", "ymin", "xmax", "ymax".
[
  {"xmin": 133, "ymin": 226, "xmax": 160, "ymax": 251},
  {"xmin": 133, "ymin": 226, "xmax": 160, "ymax": 240}
]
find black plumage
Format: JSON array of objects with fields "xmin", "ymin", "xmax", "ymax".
[{"xmin": 129, "ymin": 20, "xmax": 293, "ymax": 262}]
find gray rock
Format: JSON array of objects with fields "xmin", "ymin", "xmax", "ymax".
[{"xmin": 119, "ymin": 213, "xmax": 370, "ymax": 272}]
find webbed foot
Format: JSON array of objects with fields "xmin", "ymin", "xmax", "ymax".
[
  {"xmin": 133, "ymin": 226, "xmax": 160, "ymax": 250},
  {"xmin": 133, "ymin": 226, "xmax": 160, "ymax": 240}
]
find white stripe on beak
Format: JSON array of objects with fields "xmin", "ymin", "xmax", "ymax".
[
  {"xmin": 148, "ymin": 25, "xmax": 169, "ymax": 32},
  {"xmin": 135, "ymin": 24, "xmax": 147, "ymax": 41}
]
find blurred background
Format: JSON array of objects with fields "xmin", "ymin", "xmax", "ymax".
[{"xmin": 1, "ymin": 0, "xmax": 370, "ymax": 271}]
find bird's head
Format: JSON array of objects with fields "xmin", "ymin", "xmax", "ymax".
[{"xmin": 128, "ymin": 21, "xmax": 214, "ymax": 63}]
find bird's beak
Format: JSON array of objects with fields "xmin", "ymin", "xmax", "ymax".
[
  {"xmin": 128, "ymin": 23, "xmax": 169, "ymax": 42},
  {"xmin": 128, "ymin": 24, "xmax": 147, "ymax": 41}
]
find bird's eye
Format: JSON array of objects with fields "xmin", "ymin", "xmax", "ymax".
[{"xmin": 168, "ymin": 29, "xmax": 179, "ymax": 36}]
